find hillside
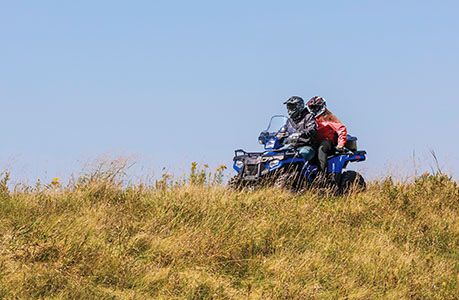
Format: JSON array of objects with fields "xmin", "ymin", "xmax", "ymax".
[{"xmin": 0, "ymin": 169, "xmax": 458, "ymax": 299}]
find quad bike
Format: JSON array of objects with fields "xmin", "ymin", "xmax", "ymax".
[{"xmin": 229, "ymin": 115, "xmax": 366, "ymax": 194}]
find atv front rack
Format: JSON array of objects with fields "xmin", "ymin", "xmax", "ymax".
[
  {"xmin": 234, "ymin": 149, "xmax": 263, "ymax": 158},
  {"xmin": 234, "ymin": 148, "xmax": 299, "ymax": 159}
]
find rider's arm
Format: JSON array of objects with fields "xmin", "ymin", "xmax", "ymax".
[
  {"xmin": 328, "ymin": 120, "xmax": 347, "ymax": 147},
  {"xmin": 301, "ymin": 114, "xmax": 317, "ymax": 139}
]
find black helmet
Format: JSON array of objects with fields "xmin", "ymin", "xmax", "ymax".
[
  {"xmin": 306, "ymin": 96, "xmax": 327, "ymax": 117},
  {"xmin": 284, "ymin": 96, "xmax": 305, "ymax": 121}
]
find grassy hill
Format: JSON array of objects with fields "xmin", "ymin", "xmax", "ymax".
[{"xmin": 0, "ymin": 166, "xmax": 458, "ymax": 299}]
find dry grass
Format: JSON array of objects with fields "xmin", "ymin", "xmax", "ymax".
[{"xmin": 0, "ymin": 166, "xmax": 458, "ymax": 299}]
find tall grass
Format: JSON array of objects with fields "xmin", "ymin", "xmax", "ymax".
[{"xmin": 0, "ymin": 164, "xmax": 458, "ymax": 299}]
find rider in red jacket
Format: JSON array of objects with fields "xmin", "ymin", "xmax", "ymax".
[{"xmin": 306, "ymin": 96, "xmax": 347, "ymax": 171}]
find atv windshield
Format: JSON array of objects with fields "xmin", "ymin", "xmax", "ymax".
[{"xmin": 266, "ymin": 115, "xmax": 297, "ymax": 134}]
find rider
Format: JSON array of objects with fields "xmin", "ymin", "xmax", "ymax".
[
  {"xmin": 306, "ymin": 96, "xmax": 347, "ymax": 172},
  {"xmin": 283, "ymin": 96, "xmax": 317, "ymax": 161}
]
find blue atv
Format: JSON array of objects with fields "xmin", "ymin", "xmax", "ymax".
[{"xmin": 229, "ymin": 115, "xmax": 367, "ymax": 193}]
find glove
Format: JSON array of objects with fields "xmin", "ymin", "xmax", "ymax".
[
  {"xmin": 287, "ymin": 132, "xmax": 301, "ymax": 145},
  {"xmin": 335, "ymin": 146, "xmax": 346, "ymax": 153}
]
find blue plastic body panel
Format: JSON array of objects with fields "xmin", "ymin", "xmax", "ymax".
[{"xmin": 327, "ymin": 153, "xmax": 367, "ymax": 174}]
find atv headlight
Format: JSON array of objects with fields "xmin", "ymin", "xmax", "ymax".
[
  {"xmin": 269, "ymin": 159, "xmax": 280, "ymax": 168},
  {"xmin": 235, "ymin": 160, "xmax": 244, "ymax": 169}
]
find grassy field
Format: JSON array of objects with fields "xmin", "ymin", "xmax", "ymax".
[{"xmin": 0, "ymin": 165, "xmax": 458, "ymax": 299}]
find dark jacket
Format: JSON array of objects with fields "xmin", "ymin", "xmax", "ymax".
[{"xmin": 287, "ymin": 109, "xmax": 317, "ymax": 147}]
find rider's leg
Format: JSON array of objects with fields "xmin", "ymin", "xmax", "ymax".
[
  {"xmin": 318, "ymin": 140, "xmax": 333, "ymax": 171},
  {"xmin": 298, "ymin": 146, "xmax": 316, "ymax": 161}
]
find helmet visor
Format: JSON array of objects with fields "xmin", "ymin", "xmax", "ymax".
[
  {"xmin": 307, "ymin": 103, "xmax": 320, "ymax": 114},
  {"xmin": 286, "ymin": 102, "xmax": 298, "ymax": 111}
]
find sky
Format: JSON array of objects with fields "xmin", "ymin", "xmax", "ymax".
[{"xmin": 1, "ymin": 0, "xmax": 458, "ymax": 183}]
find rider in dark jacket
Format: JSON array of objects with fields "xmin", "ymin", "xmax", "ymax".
[{"xmin": 283, "ymin": 96, "xmax": 317, "ymax": 161}]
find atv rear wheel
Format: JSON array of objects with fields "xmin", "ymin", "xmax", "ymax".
[{"xmin": 340, "ymin": 171, "xmax": 366, "ymax": 194}]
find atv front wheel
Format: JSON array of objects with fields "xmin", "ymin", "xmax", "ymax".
[
  {"xmin": 228, "ymin": 175, "xmax": 243, "ymax": 190},
  {"xmin": 274, "ymin": 172, "xmax": 300, "ymax": 191},
  {"xmin": 340, "ymin": 171, "xmax": 366, "ymax": 194}
]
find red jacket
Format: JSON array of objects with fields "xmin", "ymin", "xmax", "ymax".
[{"xmin": 316, "ymin": 116, "xmax": 347, "ymax": 147}]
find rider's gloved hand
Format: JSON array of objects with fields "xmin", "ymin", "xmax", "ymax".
[
  {"xmin": 286, "ymin": 132, "xmax": 300, "ymax": 145},
  {"xmin": 335, "ymin": 146, "xmax": 346, "ymax": 153}
]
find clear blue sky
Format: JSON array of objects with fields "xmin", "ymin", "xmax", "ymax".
[{"xmin": 1, "ymin": 1, "xmax": 458, "ymax": 182}]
